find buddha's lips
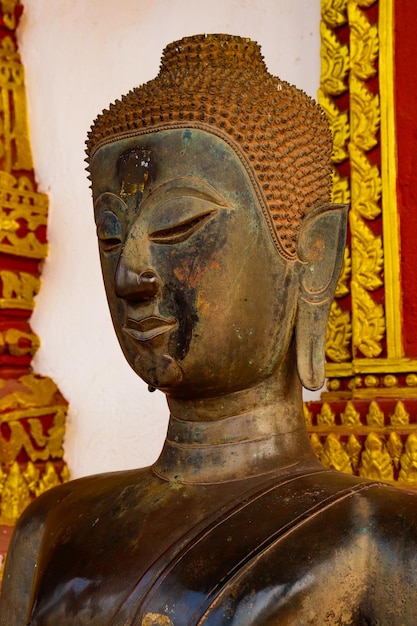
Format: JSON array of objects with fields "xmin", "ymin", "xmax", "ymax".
[{"xmin": 123, "ymin": 316, "xmax": 178, "ymax": 342}]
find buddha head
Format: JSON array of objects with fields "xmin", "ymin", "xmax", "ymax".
[{"xmin": 86, "ymin": 34, "xmax": 347, "ymax": 399}]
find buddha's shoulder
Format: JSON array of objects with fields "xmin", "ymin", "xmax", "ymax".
[
  {"xmin": 15, "ymin": 464, "xmax": 156, "ymax": 536},
  {"xmin": 0, "ymin": 466, "xmax": 155, "ymax": 622},
  {"xmin": 275, "ymin": 470, "xmax": 417, "ymax": 592},
  {"xmin": 331, "ymin": 471, "xmax": 417, "ymax": 523},
  {"xmin": 353, "ymin": 477, "xmax": 417, "ymax": 545},
  {"xmin": 303, "ymin": 469, "xmax": 417, "ymax": 536},
  {"xmin": 24, "ymin": 467, "xmax": 155, "ymax": 516}
]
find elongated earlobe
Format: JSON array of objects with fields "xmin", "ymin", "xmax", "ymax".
[{"xmin": 295, "ymin": 204, "xmax": 348, "ymax": 390}]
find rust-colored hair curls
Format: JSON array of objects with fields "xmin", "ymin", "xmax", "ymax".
[{"xmin": 86, "ymin": 34, "xmax": 332, "ymax": 260}]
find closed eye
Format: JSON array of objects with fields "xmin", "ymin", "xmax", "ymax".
[
  {"xmin": 96, "ymin": 210, "xmax": 123, "ymax": 253},
  {"xmin": 99, "ymin": 237, "xmax": 122, "ymax": 252},
  {"xmin": 148, "ymin": 209, "xmax": 217, "ymax": 244}
]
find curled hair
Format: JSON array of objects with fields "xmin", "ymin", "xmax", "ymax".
[{"xmin": 87, "ymin": 34, "xmax": 332, "ymax": 260}]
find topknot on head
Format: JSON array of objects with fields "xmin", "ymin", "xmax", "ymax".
[
  {"xmin": 86, "ymin": 34, "xmax": 332, "ymax": 260},
  {"xmin": 159, "ymin": 34, "xmax": 267, "ymax": 78}
]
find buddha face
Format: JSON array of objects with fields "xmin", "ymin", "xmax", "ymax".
[{"xmin": 91, "ymin": 129, "xmax": 298, "ymax": 398}]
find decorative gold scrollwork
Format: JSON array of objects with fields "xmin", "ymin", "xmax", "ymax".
[
  {"xmin": 303, "ymin": 402, "xmax": 313, "ymax": 427},
  {"xmin": 0, "ymin": 460, "xmax": 68, "ymax": 525},
  {"xmin": 2, "ymin": 328, "xmax": 40, "ymax": 356},
  {"xmin": 317, "ymin": 89, "xmax": 350, "ymax": 163},
  {"xmin": 0, "ymin": 374, "xmax": 67, "ymax": 470},
  {"xmin": 310, "ymin": 433, "xmax": 323, "ymax": 458},
  {"xmin": 0, "ymin": 1, "xmax": 19, "ymax": 30},
  {"xmin": 350, "ymin": 213, "xmax": 383, "ymax": 291},
  {"xmin": 334, "ymin": 247, "xmax": 351, "ymax": 298},
  {"xmin": 356, "ymin": 0, "xmax": 378, "ymax": 8},
  {"xmin": 320, "ymin": 21, "xmax": 350, "ymax": 95},
  {"xmin": 365, "ymin": 400, "xmax": 384, "ymax": 427},
  {"xmin": 341, "ymin": 401, "xmax": 361, "ymax": 426},
  {"xmin": 399, "ymin": 434, "xmax": 417, "ymax": 485},
  {"xmin": 320, "ymin": 434, "xmax": 353, "ymax": 474},
  {"xmin": 350, "ymin": 76, "xmax": 380, "ymax": 152},
  {"xmin": 348, "ymin": 1, "xmax": 379, "ymax": 81},
  {"xmin": 359, "ymin": 432, "xmax": 394, "ymax": 481},
  {"xmin": 0, "ymin": 410, "xmax": 65, "ymax": 465},
  {"xmin": 0, "ymin": 374, "xmax": 60, "ymax": 411},
  {"xmin": 322, "ymin": 0, "xmax": 387, "ymax": 371},
  {"xmin": 0, "ymin": 35, "xmax": 33, "ymax": 172},
  {"xmin": 321, "ymin": 0, "xmax": 348, "ymax": 28},
  {"xmin": 346, "ymin": 434, "xmax": 362, "ymax": 471},
  {"xmin": 349, "ymin": 145, "xmax": 382, "ymax": 220},
  {"xmin": 317, "ymin": 402, "xmax": 336, "ymax": 426},
  {"xmin": 0, "ymin": 461, "xmax": 31, "ymax": 523},
  {"xmin": 0, "ymin": 270, "xmax": 40, "ymax": 310},
  {"xmin": 307, "ymin": 397, "xmax": 417, "ymax": 488},
  {"xmin": 326, "ymin": 300, "xmax": 352, "ymax": 362},
  {"xmin": 387, "ymin": 432, "xmax": 403, "ymax": 470},
  {"xmin": 352, "ymin": 282, "xmax": 385, "ymax": 358},
  {"xmin": 390, "ymin": 401, "xmax": 410, "ymax": 426},
  {"xmin": 0, "ymin": 172, "xmax": 48, "ymax": 259},
  {"xmin": 331, "ymin": 168, "xmax": 350, "ymax": 205}
]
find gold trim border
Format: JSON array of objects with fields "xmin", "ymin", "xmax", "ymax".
[
  {"xmin": 379, "ymin": 0, "xmax": 402, "ymax": 360},
  {"xmin": 327, "ymin": 358, "xmax": 417, "ymax": 376}
]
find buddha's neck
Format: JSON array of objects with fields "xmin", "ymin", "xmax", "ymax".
[{"xmin": 153, "ymin": 370, "xmax": 320, "ymax": 484}]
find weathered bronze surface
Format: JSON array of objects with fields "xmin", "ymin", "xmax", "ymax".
[{"xmin": 2, "ymin": 34, "xmax": 417, "ymax": 625}]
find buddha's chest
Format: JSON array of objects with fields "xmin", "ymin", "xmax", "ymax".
[{"xmin": 26, "ymin": 473, "xmax": 378, "ymax": 625}]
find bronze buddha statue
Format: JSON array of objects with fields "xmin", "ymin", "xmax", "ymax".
[{"xmin": 2, "ymin": 34, "xmax": 417, "ymax": 625}]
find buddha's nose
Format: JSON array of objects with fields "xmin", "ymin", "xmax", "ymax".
[{"xmin": 115, "ymin": 259, "xmax": 159, "ymax": 301}]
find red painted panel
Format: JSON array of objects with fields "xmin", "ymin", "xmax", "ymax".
[{"xmin": 395, "ymin": 1, "xmax": 417, "ymax": 355}]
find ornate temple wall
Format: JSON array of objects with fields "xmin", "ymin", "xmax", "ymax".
[
  {"xmin": 17, "ymin": 0, "xmax": 322, "ymax": 478},
  {"xmin": 304, "ymin": 0, "xmax": 417, "ymax": 489}
]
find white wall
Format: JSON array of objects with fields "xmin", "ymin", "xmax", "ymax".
[{"xmin": 17, "ymin": 0, "xmax": 321, "ymax": 479}]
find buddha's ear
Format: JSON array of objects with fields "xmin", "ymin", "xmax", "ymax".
[{"xmin": 295, "ymin": 203, "xmax": 348, "ymax": 390}]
